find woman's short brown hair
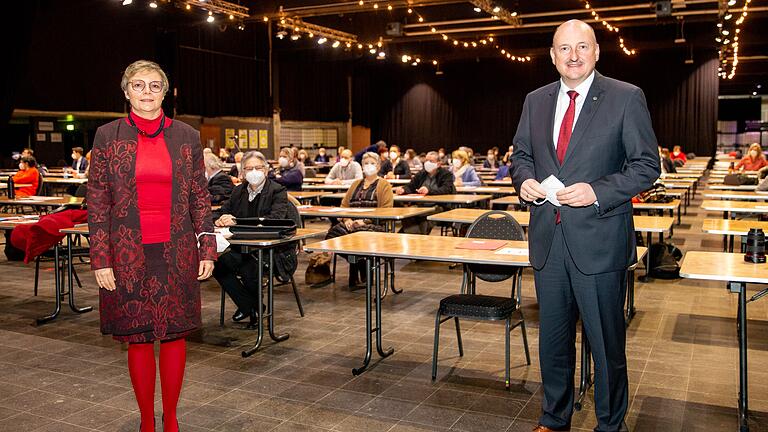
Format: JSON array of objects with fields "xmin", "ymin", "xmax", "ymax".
[{"xmin": 120, "ymin": 60, "xmax": 169, "ymax": 95}]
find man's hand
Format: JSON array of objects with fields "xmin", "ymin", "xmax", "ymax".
[
  {"xmin": 416, "ymin": 186, "xmax": 429, "ymax": 195},
  {"xmin": 215, "ymin": 214, "xmax": 236, "ymax": 227},
  {"xmin": 393, "ymin": 187, "xmax": 405, "ymax": 195},
  {"xmin": 520, "ymin": 179, "xmax": 546, "ymax": 202},
  {"xmin": 198, "ymin": 260, "xmax": 214, "ymax": 280},
  {"xmin": 95, "ymin": 268, "xmax": 116, "ymax": 291},
  {"xmin": 557, "ymin": 183, "xmax": 597, "ymax": 207},
  {"xmin": 331, "ymin": 179, "xmax": 342, "ymax": 185}
]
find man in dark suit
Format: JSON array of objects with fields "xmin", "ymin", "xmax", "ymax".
[
  {"xmin": 70, "ymin": 147, "xmax": 88, "ymax": 173},
  {"xmin": 512, "ymin": 20, "xmax": 659, "ymax": 432}
]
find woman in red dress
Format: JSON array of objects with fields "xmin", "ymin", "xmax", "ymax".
[{"xmin": 87, "ymin": 60, "xmax": 216, "ymax": 432}]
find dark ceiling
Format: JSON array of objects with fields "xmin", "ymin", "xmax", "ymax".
[{"xmin": 235, "ymin": 0, "xmax": 768, "ymax": 95}]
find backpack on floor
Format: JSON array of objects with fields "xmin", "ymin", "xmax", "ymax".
[{"xmin": 648, "ymin": 242, "xmax": 683, "ymax": 279}]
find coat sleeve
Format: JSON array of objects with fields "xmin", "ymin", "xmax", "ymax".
[
  {"xmin": 378, "ymin": 180, "xmax": 394, "ymax": 207},
  {"xmin": 265, "ymin": 185, "xmax": 291, "ymax": 219},
  {"xmin": 463, "ymin": 167, "xmax": 482, "ymax": 187},
  {"xmin": 208, "ymin": 173, "xmax": 234, "ymax": 205},
  {"xmin": 86, "ymin": 127, "xmax": 113, "ymax": 270},
  {"xmin": 590, "ymin": 88, "xmax": 661, "ymax": 216},
  {"xmin": 325, "ymin": 164, "xmax": 340, "ymax": 183},
  {"xmin": 512, "ymin": 94, "xmax": 536, "ymax": 201},
  {"xmin": 396, "ymin": 161, "xmax": 411, "ymax": 179},
  {"xmin": 431, "ymin": 170, "xmax": 457, "ymax": 195},
  {"xmin": 402, "ymin": 172, "xmax": 421, "ymax": 194},
  {"xmin": 188, "ymin": 133, "xmax": 217, "ymax": 261}
]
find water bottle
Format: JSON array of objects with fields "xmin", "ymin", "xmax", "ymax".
[{"xmin": 7, "ymin": 175, "xmax": 15, "ymax": 199}]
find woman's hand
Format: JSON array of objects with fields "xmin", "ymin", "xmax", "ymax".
[
  {"xmin": 198, "ymin": 260, "xmax": 214, "ymax": 280},
  {"xmin": 454, "ymin": 178, "xmax": 463, "ymax": 186},
  {"xmin": 215, "ymin": 214, "xmax": 236, "ymax": 227},
  {"xmin": 94, "ymin": 268, "xmax": 116, "ymax": 291}
]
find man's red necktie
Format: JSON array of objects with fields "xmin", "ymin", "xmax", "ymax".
[{"xmin": 555, "ymin": 90, "xmax": 578, "ymax": 224}]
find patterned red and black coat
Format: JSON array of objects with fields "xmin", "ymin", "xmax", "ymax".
[{"xmin": 87, "ymin": 118, "xmax": 217, "ymax": 339}]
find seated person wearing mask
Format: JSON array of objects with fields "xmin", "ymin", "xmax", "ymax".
[
  {"xmin": 325, "ymin": 152, "xmax": 393, "ymax": 286},
  {"xmin": 393, "ymin": 151, "xmax": 455, "ymax": 234},
  {"xmin": 451, "ymin": 149, "xmax": 482, "ymax": 187},
  {"xmin": 273, "ymin": 147, "xmax": 304, "ymax": 191},
  {"xmin": 670, "ymin": 145, "xmax": 687, "ymax": 166},
  {"xmin": 68, "ymin": 147, "xmax": 88, "ymax": 174},
  {"xmin": 325, "ymin": 149, "xmax": 362, "ymax": 185},
  {"xmin": 314, "ymin": 147, "xmax": 330, "ymax": 163},
  {"xmin": 213, "ymin": 151, "xmax": 299, "ymax": 325},
  {"xmin": 404, "ymin": 149, "xmax": 423, "ymax": 171},
  {"xmin": 483, "ymin": 149, "xmax": 500, "ymax": 169},
  {"xmin": 13, "ymin": 156, "xmax": 40, "ymax": 197},
  {"xmin": 205, "ymin": 153, "xmax": 234, "ymax": 205},
  {"xmin": 379, "ymin": 145, "xmax": 411, "ymax": 179},
  {"xmin": 736, "ymin": 143, "xmax": 768, "ymax": 171},
  {"xmin": 298, "ymin": 149, "xmax": 314, "ymax": 167}
]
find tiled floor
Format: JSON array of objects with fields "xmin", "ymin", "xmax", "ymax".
[{"xmin": 1, "ymin": 177, "xmax": 768, "ymax": 431}]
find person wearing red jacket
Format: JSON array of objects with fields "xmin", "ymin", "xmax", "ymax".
[
  {"xmin": 735, "ymin": 143, "xmax": 768, "ymax": 171},
  {"xmin": 670, "ymin": 145, "xmax": 687, "ymax": 165},
  {"xmin": 87, "ymin": 60, "xmax": 216, "ymax": 432},
  {"xmin": 12, "ymin": 156, "xmax": 39, "ymax": 197}
]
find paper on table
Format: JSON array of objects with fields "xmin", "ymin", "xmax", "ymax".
[
  {"xmin": 494, "ymin": 247, "xmax": 528, "ymax": 256},
  {"xmin": 403, "ymin": 195, "xmax": 425, "ymax": 199},
  {"xmin": 346, "ymin": 208, "xmax": 375, "ymax": 213},
  {"xmin": 318, "ymin": 207, "xmax": 345, "ymax": 213},
  {"xmin": 455, "ymin": 240, "xmax": 507, "ymax": 250},
  {"xmin": 297, "ymin": 204, "xmax": 313, "ymax": 209}
]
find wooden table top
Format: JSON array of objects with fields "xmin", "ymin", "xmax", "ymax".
[
  {"xmin": 0, "ymin": 196, "xmax": 83, "ymax": 207},
  {"xmin": 394, "ymin": 194, "xmax": 493, "ymax": 205},
  {"xmin": 664, "ymin": 188, "xmax": 687, "ymax": 197},
  {"xmin": 656, "ymin": 182, "xmax": 691, "ymax": 190},
  {"xmin": 302, "ymin": 177, "xmax": 326, "ymax": 184},
  {"xmin": 680, "ymin": 251, "xmax": 768, "ymax": 284},
  {"xmin": 222, "ymin": 228, "xmax": 327, "ymax": 247},
  {"xmin": 426, "ymin": 209, "xmax": 672, "ymax": 233},
  {"xmin": 701, "ymin": 219, "xmax": 768, "ymax": 236},
  {"xmin": 305, "ymin": 231, "xmax": 531, "ymax": 266},
  {"xmin": 303, "ymin": 184, "xmax": 350, "ymax": 190},
  {"xmin": 0, "ymin": 215, "xmax": 42, "ymax": 230},
  {"xmin": 456, "ymin": 186, "xmax": 517, "ymax": 195},
  {"xmin": 707, "ymin": 184, "xmax": 758, "ymax": 191},
  {"xmin": 703, "ymin": 191, "xmax": 768, "ymax": 201},
  {"xmin": 43, "ymin": 178, "xmax": 87, "ymax": 184},
  {"xmin": 303, "ymin": 231, "xmax": 648, "ymax": 267},
  {"xmin": 288, "ymin": 191, "xmax": 328, "ymax": 200},
  {"xmin": 633, "ymin": 199, "xmax": 681, "ymax": 211},
  {"xmin": 700, "ymin": 199, "xmax": 768, "ymax": 213},
  {"xmin": 427, "ymin": 209, "xmax": 530, "ymax": 225},
  {"xmin": 486, "ymin": 180, "xmax": 512, "ymax": 186},
  {"xmin": 490, "ymin": 195, "xmax": 521, "ymax": 206},
  {"xmin": 298, "ymin": 205, "xmax": 436, "ymax": 220},
  {"xmin": 660, "ymin": 174, "xmax": 701, "ymax": 180}
]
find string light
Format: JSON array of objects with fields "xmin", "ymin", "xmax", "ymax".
[
  {"xmin": 149, "ymin": 2, "xmax": 158, "ymax": 8},
  {"xmin": 718, "ymin": 0, "xmax": 751, "ymax": 79},
  {"xmin": 581, "ymin": 1, "xmax": 636, "ymax": 55}
]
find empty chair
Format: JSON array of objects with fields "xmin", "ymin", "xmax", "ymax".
[{"xmin": 431, "ymin": 210, "xmax": 531, "ymax": 389}]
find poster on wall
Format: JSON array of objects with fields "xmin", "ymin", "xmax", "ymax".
[
  {"xmin": 50, "ymin": 133, "xmax": 62, "ymax": 143},
  {"xmin": 224, "ymin": 128, "xmax": 236, "ymax": 149},
  {"xmin": 38, "ymin": 121, "xmax": 54, "ymax": 132},
  {"xmin": 36, "ymin": 133, "xmax": 47, "ymax": 142},
  {"xmin": 259, "ymin": 130, "xmax": 268, "ymax": 149},
  {"xmin": 238, "ymin": 129, "xmax": 248, "ymax": 150},
  {"xmin": 248, "ymin": 130, "xmax": 258, "ymax": 150}
]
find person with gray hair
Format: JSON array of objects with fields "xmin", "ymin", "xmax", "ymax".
[
  {"xmin": 88, "ymin": 59, "xmax": 216, "ymax": 432},
  {"xmin": 325, "ymin": 149, "xmax": 362, "ymax": 185},
  {"xmin": 204, "ymin": 153, "xmax": 234, "ymax": 205},
  {"xmin": 213, "ymin": 149, "xmax": 299, "ymax": 325}
]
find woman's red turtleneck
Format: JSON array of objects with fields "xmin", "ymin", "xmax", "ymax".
[{"xmin": 126, "ymin": 111, "xmax": 173, "ymax": 244}]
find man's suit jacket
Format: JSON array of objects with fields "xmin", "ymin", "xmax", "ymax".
[
  {"xmin": 207, "ymin": 170, "xmax": 234, "ymax": 205},
  {"xmin": 72, "ymin": 157, "xmax": 88, "ymax": 173},
  {"xmin": 512, "ymin": 72, "xmax": 660, "ymax": 275}
]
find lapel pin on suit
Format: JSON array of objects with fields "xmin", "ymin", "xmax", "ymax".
[{"xmin": 593, "ymin": 96, "xmax": 598, "ymax": 101}]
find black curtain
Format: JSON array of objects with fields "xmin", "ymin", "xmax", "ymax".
[
  {"xmin": 351, "ymin": 50, "xmax": 718, "ymax": 156},
  {"xmin": 276, "ymin": 51, "xmax": 352, "ymax": 122}
]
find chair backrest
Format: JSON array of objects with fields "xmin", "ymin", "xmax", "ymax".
[
  {"xmin": 286, "ymin": 196, "xmax": 304, "ymax": 228},
  {"xmin": 35, "ymin": 173, "xmax": 44, "ymax": 196},
  {"xmin": 466, "ymin": 210, "xmax": 525, "ymax": 282}
]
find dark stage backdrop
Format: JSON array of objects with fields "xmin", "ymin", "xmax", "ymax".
[{"xmin": 351, "ymin": 50, "xmax": 718, "ymax": 157}]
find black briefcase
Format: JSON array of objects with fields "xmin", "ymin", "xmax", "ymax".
[{"xmin": 229, "ymin": 218, "xmax": 297, "ymax": 240}]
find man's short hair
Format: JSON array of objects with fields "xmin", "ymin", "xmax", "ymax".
[{"xmin": 72, "ymin": 147, "xmax": 84, "ymax": 155}]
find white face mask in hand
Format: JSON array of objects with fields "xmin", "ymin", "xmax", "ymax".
[
  {"xmin": 533, "ymin": 175, "xmax": 566, "ymax": 207},
  {"xmin": 197, "ymin": 229, "xmax": 231, "ymax": 253}
]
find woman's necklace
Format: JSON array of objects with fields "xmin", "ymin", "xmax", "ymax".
[{"xmin": 128, "ymin": 112, "xmax": 166, "ymax": 138}]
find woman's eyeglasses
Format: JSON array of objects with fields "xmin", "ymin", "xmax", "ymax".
[{"xmin": 129, "ymin": 80, "xmax": 164, "ymax": 93}]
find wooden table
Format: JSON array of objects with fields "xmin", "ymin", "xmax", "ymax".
[
  {"xmin": 228, "ymin": 228, "xmax": 327, "ymax": 357},
  {"xmin": 708, "ymin": 184, "xmax": 758, "ymax": 191},
  {"xmin": 456, "ymin": 186, "xmax": 517, "ymax": 196},
  {"xmin": 303, "ymin": 231, "xmax": 531, "ymax": 375},
  {"xmin": 288, "ymin": 191, "xmax": 328, "ymax": 204},
  {"xmin": 633, "ymin": 200, "xmax": 682, "ymax": 225},
  {"xmin": 490, "ymin": 195, "xmax": 522, "ymax": 208},
  {"xmin": 486, "ymin": 180, "xmax": 512, "ymax": 186},
  {"xmin": 298, "ymin": 206, "xmax": 436, "ymax": 232},
  {"xmin": 703, "ymin": 191, "xmax": 768, "ymax": 201},
  {"xmin": 679, "ymin": 251, "xmax": 768, "ymax": 432},
  {"xmin": 0, "ymin": 196, "xmax": 83, "ymax": 210},
  {"xmin": 427, "ymin": 209, "xmax": 530, "ymax": 226},
  {"xmin": 700, "ymin": 199, "xmax": 768, "ymax": 220},
  {"xmin": 43, "ymin": 177, "xmax": 87, "ymax": 184},
  {"xmin": 394, "ymin": 194, "xmax": 493, "ymax": 207},
  {"xmin": 702, "ymin": 219, "xmax": 768, "ymax": 252}
]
